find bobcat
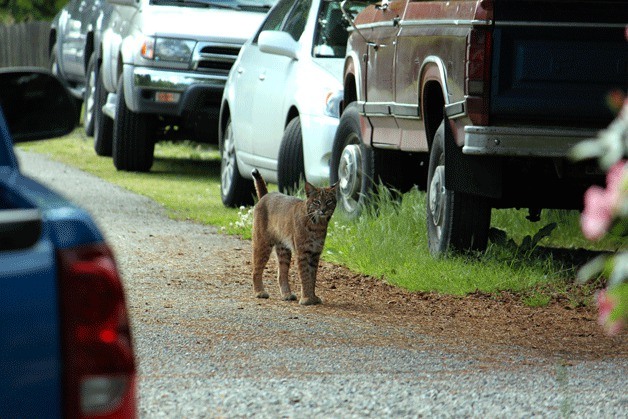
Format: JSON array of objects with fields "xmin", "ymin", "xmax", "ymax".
[{"xmin": 251, "ymin": 169, "xmax": 337, "ymax": 305}]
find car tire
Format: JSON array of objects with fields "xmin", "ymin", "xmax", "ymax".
[
  {"xmin": 113, "ymin": 76, "xmax": 155, "ymax": 172},
  {"xmin": 220, "ymin": 118, "xmax": 255, "ymax": 207},
  {"xmin": 426, "ymin": 121, "xmax": 491, "ymax": 256},
  {"xmin": 93, "ymin": 62, "xmax": 113, "ymax": 156},
  {"xmin": 330, "ymin": 102, "xmax": 376, "ymax": 218},
  {"xmin": 83, "ymin": 53, "xmax": 97, "ymax": 137},
  {"xmin": 277, "ymin": 117, "xmax": 305, "ymax": 194}
]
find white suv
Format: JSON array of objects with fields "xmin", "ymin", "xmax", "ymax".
[{"xmin": 95, "ymin": 0, "xmax": 275, "ymax": 172}]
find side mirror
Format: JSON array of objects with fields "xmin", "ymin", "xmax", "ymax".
[
  {"xmin": 258, "ymin": 31, "xmax": 299, "ymax": 60},
  {"xmin": 0, "ymin": 68, "xmax": 76, "ymax": 142}
]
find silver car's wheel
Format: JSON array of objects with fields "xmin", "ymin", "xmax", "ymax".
[
  {"xmin": 221, "ymin": 123, "xmax": 237, "ymax": 194},
  {"xmin": 220, "ymin": 118, "xmax": 254, "ymax": 207},
  {"xmin": 338, "ymin": 142, "xmax": 362, "ymax": 214}
]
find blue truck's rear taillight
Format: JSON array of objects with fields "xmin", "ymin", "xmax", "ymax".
[{"xmin": 57, "ymin": 243, "xmax": 136, "ymax": 419}]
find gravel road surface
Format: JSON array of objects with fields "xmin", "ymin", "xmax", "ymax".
[{"xmin": 18, "ymin": 150, "xmax": 627, "ymax": 418}]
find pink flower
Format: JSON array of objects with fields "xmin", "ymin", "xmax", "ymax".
[
  {"xmin": 580, "ymin": 161, "xmax": 627, "ymax": 240},
  {"xmin": 581, "ymin": 186, "xmax": 614, "ymax": 240},
  {"xmin": 597, "ymin": 289, "xmax": 624, "ymax": 336}
]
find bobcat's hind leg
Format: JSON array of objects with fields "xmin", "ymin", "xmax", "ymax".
[
  {"xmin": 252, "ymin": 240, "xmax": 272, "ymax": 299},
  {"xmin": 275, "ymin": 245, "xmax": 296, "ymax": 301}
]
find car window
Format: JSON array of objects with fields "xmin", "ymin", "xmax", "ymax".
[
  {"xmin": 281, "ymin": 0, "xmax": 311, "ymax": 41},
  {"xmin": 313, "ymin": 0, "xmax": 369, "ymax": 58},
  {"xmin": 254, "ymin": 0, "xmax": 296, "ymax": 41},
  {"xmin": 253, "ymin": 0, "xmax": 311, "ymax": 42}
]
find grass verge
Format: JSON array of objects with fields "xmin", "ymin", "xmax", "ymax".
[{"xmin": 18, "ymin": 130, "xmax": 619, "ymax": 303}]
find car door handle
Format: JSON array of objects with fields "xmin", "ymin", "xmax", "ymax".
[
  {"xmin": 258, "ymin": 73, "xmax": 266, "ymax": 81},
  {"xmin": 237, "ymin": 67, "xmax": 243, "ymax": 74}
]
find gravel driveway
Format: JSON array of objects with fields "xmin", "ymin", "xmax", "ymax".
[{"xmin": 19, "ymin": 150, "xmax": 627, "ymax": 418}]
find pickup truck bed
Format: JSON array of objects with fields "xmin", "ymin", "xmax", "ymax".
[{"xmin": 0, "ymin": 172, "xmax": 99, "ymax": 416}]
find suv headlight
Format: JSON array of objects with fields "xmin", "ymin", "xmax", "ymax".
[{"xmin": 141, "ymin": 37, "xmax": 196, "ymax": 63}]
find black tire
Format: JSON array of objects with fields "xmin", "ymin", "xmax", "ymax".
[
  {"xmin": 112, "ymin": 76, "xmax": 155, "ymax": 172},
  {"xmin": 220, "ymin": 118, "xmax": 255, "ymax": 207},
  {"xmin": 277, "ymin": 117, "xmax": 305, "ymax": 194},
  {"xmin": 83, "ymin": 53, "xmax": 97, "ymax": 137},
  {"xmin": 93, "ymin": 62, "xmax": 113, "ymax": 156},
  {"xmin": 426, "ymin": 121, "xmax": 491, "ymax": 256},
  {"xmin": 330, "ymin": 102, "xmax": 376, "ymax": 218}
]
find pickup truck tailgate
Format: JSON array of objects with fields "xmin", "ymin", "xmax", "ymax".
[
  {"xmin": 0, "ymin": 234, "xmax": 63, "ymax": 417},
  {"xmin": 0, "ymin": 171, "xmax": 103, "ymax": 418},
  {"xmin": 490, "ymin": 0, "xmax": 628, "ymax": 127}
]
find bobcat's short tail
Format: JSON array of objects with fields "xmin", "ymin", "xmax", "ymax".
[{"xmin": 251, "ymin": 169, "xmax": 268, "ymax": 199}]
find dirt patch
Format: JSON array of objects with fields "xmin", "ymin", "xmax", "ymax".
[{"xmin": 217, "ymin": 245, "xmax": 626, "ymax": 362}]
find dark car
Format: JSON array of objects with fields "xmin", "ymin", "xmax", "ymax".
[{"xmin": 49, "ymin": 0, "xmax": 113, "ymax": 134}]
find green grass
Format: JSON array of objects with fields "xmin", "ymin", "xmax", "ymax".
[
  {"xmin": 18, "ymin": 129, "xmax": 617, "ymax": 303},
  {"xmin": 18, "ymin": 130, "xmax": 244, "ymax": 231}
]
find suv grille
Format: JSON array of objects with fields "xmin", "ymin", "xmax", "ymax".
[{"xmin": 192, "ymin": 43, "xmax": 241, "ymax": 73}]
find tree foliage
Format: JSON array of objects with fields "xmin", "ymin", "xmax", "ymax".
[{"xmin": 0, "ymin": 0, "xmax": 67, "ymax": 23}]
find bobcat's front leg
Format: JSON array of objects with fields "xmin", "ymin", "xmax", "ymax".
[
  {"xmin": 275, "ymin": 245, "xmax": 296, "ymax": 301},
  {"xmin": 297, "ymin": 250, "xmax": 322, "ymax": 305}
]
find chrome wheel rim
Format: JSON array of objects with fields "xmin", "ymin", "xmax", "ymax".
[
  {"xmin": 429, "ymin": 164, "xmax": 446, "ymax": 241},
  {"xmin": 221, "ymin": 123, "xmax": 236, "ymax": 195},
  {"xmin": 338, "ymin": 140, "xmax": 362, "ymax": 214}
]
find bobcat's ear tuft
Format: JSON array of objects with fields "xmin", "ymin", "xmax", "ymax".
[{"xmin": 305, "ymin": 182, "xmax": 316, "ymax": 197}]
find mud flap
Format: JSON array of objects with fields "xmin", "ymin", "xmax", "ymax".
[{"xmin": 443, "ymin": 117, "xmax": 502, "ymax": 199}]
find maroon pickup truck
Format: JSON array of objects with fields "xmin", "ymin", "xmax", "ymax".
[{"xmin": 331, "ymin": 0, "xmax": 627, "ymax": 255}]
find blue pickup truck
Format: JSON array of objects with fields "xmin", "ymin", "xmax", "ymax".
[{"xmin": 0, "ymin": 68, "xmax": 136, "ymax": 417}]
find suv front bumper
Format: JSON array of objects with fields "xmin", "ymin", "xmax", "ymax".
[{"xmin": 123, "ymin": 65, "xmax": 228, "ymax": 116}]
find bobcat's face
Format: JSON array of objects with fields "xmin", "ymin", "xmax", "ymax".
[{"xmin": 306, "ymin": 184, "xmax": 337, "ymax": 224}]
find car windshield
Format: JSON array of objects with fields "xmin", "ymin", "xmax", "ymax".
[
  {"xmin": 151, "ymin": 0, "xmax": 277, "ymax": 12},
  {"xmin": 312, "ymin": 0, "xmax": 369, "ymax": 58}
]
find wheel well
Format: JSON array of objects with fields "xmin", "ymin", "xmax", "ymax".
[
  {"xmin": 116, "ymin": 54, "xmax": 124, "ymax": 85},
  {"xmin": 84, "ymin": 32, "xmax": 95, "ymax": 72},
  {"xmin": 49, "ymin": 30, "xmax": 56, "ymax": 55},
  {"xmin": 285, "ymin": 106, "xmax": 299, "ymax": 127},
  {"xmin": 219, "ymin": 102, "xmax": 230, "ymax": 144},
  {"xmin": 342, "ymin": 73, "xmax": 357, "ymax": 114},
  {"xmin": 422, "ymin": 80, "xmax": 445, "ymax": 150}
]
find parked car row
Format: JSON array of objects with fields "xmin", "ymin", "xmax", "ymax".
[
  {"xmin": 51, "ymin": 0, "xmax": 627, "ymax": 257},
  {"xmin": 51, "ymin": 0, "xmax": 277, "ymax": 172}
]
